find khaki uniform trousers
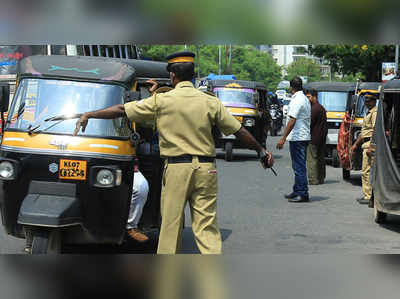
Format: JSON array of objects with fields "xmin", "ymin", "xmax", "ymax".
[
  {"xmin": 361, "ymin": 148, "xmax": 375, "ymax": 200},
  {"xmin": 306, "ymin": 143, "xmax": 326, "ymax": 184},
  {"xmin": 157, "ymin": 157, "xmax": 222, "ymax": 254}
]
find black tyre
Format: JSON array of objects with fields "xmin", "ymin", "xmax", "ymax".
[
  {"xmin": 332, "ymin": 149, "xmax": 340, "ymax": 168},
  {"xmin": 31, "ymin": 229, "xmax": 61, "ymax": 254},
  {"xmin": 225, "ymin": 142, "xmax": 233, "ymax": 161},
  {"xmin": 374, "ymin": 200, "xmax": 387, "ymax": 224},
  {"xmin": 342, "ymin": 169, "xmax": 350, "ymax": 180}
]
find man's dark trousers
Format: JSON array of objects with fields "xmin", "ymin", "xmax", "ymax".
[{"xmin": 289, "ymin": 141, "xmax": 309, "ymax": 197}]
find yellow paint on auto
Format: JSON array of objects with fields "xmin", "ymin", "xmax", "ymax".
[
  {"xmin": 226, "ymin": 107, "xmax": 257, "ymax": 116},
  {"xmin": 1, "ymin": 132, "xmax": 135, "ymax": 156},
  {"xmin": 326, "ymin": 111, "xmax": 345, "ymax": 120}
]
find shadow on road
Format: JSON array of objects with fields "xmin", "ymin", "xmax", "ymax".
[
  {"xmin": 216, "ymin": 152, "xmax": 283, "ymax": 162},
  {"xmin": 310, "ymin": 196, "xmax": 329, "ymax": 202},
  {"xmin": 346, "ymin": 176, "xmax": 362, "ymax": 187},
  {"xmin": 379, "ymin": 215, "xmax": 400, "ymax": 234},
  {"xmin": 322, "ymin": 180, "xmax": 340, "ymax": 185},
  {"xmin": 181, "ymin": 227, "xmax": 232, "ymax": 253}
]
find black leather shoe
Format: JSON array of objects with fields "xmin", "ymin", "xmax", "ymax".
[
  {"xmin": 288, "ymin": 196, "xmax": 310, "ymax": 203},
  {"xmin": 284, "ymin": 192, "xmax": 298, "ymax": 199},
  {"xmin": 356, "ymin": 198, "xmax": 369, "ymax": 205}
]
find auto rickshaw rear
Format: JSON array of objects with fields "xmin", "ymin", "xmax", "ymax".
[{"xmin": 371, "ymin": 79, "xmax": 400, "ymax": 223}]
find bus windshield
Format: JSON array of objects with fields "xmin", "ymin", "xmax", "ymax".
[
  {"xmin": 6, "ymin": 78, "xmax": 130, "ymax": 138},
  {"xmin": 317, "ymin": 91, "xmax": 348, "ymax": 112}
]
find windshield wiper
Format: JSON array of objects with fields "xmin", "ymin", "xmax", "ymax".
[{"xmin": 27, "ymin": 113, "xmax": 83, "ymax": 135}]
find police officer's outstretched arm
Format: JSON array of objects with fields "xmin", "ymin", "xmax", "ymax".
[
  {"xmin": 73, "ymin": 104, "xmax": 126, "ymax": 135},
  {"xmin": 234, "ymin": 127, "xmax": 274, "ymax": 168}
]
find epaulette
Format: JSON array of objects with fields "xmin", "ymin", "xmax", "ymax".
[{"xmin": 154, "ymin": 86, "xmax": 173, "ymax": 94}]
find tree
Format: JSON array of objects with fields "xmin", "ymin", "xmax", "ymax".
[
  {"xmin": 285, "ymin": 58, "xmax": 322, "ymax": 82},
  {"xmin": 138, "ymin": 45, "xmax": 282, "ymax": 90},
  {"xmin": 309, "ymin": 45, "xmax": 395, "ymax": 81}
]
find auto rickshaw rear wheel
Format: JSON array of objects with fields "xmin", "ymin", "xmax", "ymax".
[
  {"xmin": 225, "ymin": 142, "xmax": 233, "ymax": 161},
  {"xmin": 342, "ymin": 169, "xmax": 350, "ymax": 180},
  {"xmin": 373, "ymin": 199, "xmax": 387, "ymax": 224},
  {"xmin": 30, "ymin": 228, "xmax": 62, "ymax": 254}
]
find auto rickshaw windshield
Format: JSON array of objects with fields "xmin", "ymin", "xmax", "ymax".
[
  {"xmin": 318, "ymin": 91, "xmax": 348, "ymax": 112},
  {"xmin": 6, "ymin": 78, "xmax": 130, "ymax": 138},
  {"xmin": 213, "ymin": 87, "xmax": 256, "ymax": 107}
]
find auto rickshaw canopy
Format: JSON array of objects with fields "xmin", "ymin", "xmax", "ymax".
[
  {"xmin": 17, "ymin": 55, "xmax": 170, "ymax": 90},
  {"xmin": 208, "ymin": 79, "xmax": 267, "ymax": 91},
  {"xmin": 304, "ymin": 81, "xmax": 357, "ymax": 93},
  {"xmin": 382, "ymin": 79, "xmax": 400, "ymax": 94}
]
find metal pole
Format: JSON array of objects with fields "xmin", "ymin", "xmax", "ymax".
[
  {"xmin": 218, "ymin": 45, "xmax": 221, "ymax": 75},
  {"xmin": 196, "ymin": 45, "xmax": 200, "ymax": 78},
  {"xmin": 395, "ymin": 45, "xmax": 399, "ymax": 77}
]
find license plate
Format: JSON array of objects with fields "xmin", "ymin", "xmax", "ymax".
[
  {"xmin": 59, "ymin": 159, "xmax": 87, "ymax": 180},
  {"xmin": 235, "ymin": 116, "xmax": 243, "ymax": 122}
]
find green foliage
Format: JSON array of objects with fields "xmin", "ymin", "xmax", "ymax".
[
  {"xmin": 309, "ymin": 45, "xmax": 395, "ymax": 81},
  {"xmin": 285, "ymin": 58, "xmax": 322, "ymax": 82},
  {"xmin": 138, "ymin": 45, "xmax": 282, "ymax": 90}
]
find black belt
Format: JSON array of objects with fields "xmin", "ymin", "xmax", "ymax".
[
  {"xmin": 167, "ymin": 155, "xmax": 215, "ymax": 164},
  {"xmin": 363, "ymin": 137, "xmax": 371, "ymax": 143}
]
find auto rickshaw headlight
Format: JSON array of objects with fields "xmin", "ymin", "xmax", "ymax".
[
  {"xmin": 96, "ymin": 169, "xmax": 114, "ymax": 186},
  {"xmin": 244, "ymin": 118, "xmax": 255, "ymax": 127},
  {"xmin": 0, "ymin": 161, "xmax": 15, "ymax": 179}
]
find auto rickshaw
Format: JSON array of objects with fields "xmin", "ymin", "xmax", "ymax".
[
  {"xmin": 206, "ymin": 79, "xmax": 270, "ymax": 161},
  {"xmin": 338, "ymin": 82, "xmax": 381, "ymax": 180},
  {"xmin": 0, "ymin": 55, "xmax": 170, "ymax": 253},
  {"xmin": 371, "ymin": 79, "xmax": 400, "ymax": 224},
  {"xmin": 304, "ymin": 81, "xmax": 356, "ymax": 167}
]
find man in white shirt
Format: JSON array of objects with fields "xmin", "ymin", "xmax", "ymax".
[{"xmin": 276, "ymin": 77, "xmax": 311, "ymax": 202}]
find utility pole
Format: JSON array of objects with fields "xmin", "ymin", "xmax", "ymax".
[
  {"xmin": 218, "ymin": 45, "xmax": 222, "ymax": 75},
  {"xmin": 196, "ymin": 45, "xmax": 200, "ymax": 78},
  {"xmin": 228, "ymin": 44, "xmax": 232, "ymax": 74},
  {"xmin": 395, "ymin": 45, "xmax": 399, "ymax": 77}
]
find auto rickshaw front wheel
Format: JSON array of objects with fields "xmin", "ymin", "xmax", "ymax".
[
  {"xmin": 30, "ymin": 228, "xmax": 62, "ymax": 254},
  {"xmin": 225, "ymin": 142, "xmax": 233, "ymax": 161},
  {"xmin": 332, "ymin": 149, "xmax": 340, "ymax": 168},
  {"xmin": 373, "ymin": 199, "xmax": 387, "ymax": 224}
]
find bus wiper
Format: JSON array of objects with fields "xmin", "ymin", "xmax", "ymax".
[{"xmin": 27, "ymin": 113, "xmax": 83, "ymax": 135}]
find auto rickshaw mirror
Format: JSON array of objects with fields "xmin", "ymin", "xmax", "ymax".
[
  {"xmin": 0, "ymin": 83, "xmax": 10, "ymax": 112},
  {"xmin": 126, "ymin": 91, "xmax": 141, "ymax": 103}
]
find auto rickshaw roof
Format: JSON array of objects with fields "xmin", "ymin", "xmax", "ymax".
[
  {"xmin": 304, "ymin": 81, "xmax": 357, "ymax": 92},
  {"xmin": 208, "ymin": 79, "xmax": 267, "ymax": 91},
  {"xmin": 123, "ymin": 59, "xmax": 170, "ymax": 83},
  {"xmin": 18, "ymin": 55, "xmax": 139, "ymax": 89},
  {"xmin": 358, "ymin": 82, "xmax": 381, "ymax": 91},
  {"xmin": 382, "ymin": 79, "xmax": 400, "ymax": 92}
]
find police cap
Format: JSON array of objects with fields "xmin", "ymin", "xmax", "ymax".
[
  {"xmin": 166, "ymin": 51, "xmax": 195, "ymax": 72},
  {"xmin": 364, "ymin": 93, "xmax": 378, "ymax": 101}
]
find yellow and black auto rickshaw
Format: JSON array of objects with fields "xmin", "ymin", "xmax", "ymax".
[
  {"xmin": 338, "ymin": 82, "xmax": 381, "ymax": 180},
  {"xmin": 206, "ymin": 79, "xmax": 270, "ymax": 161},
  {"xmin": 0, "ymin": 55, "xmax": 170, "ymax": 253},
  {"xmin": 304, "ymin": 81, "xmax": 356, "ymax": 167},
  {"xmin": 371, "ymin": 80, "xmax": 400, "ymax": 224}
]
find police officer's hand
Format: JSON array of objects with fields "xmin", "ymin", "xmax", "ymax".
[
  {"xmin": 260, "ymin": 149, "xmax": 274, "ymax": 169},
  {"xmin": 350, "ymin": 144, "xmax": 357, "ymax": 154},
  {"xmin": 366, "ymin": 147, "xmax": 374, "ymax": 158},
  {"xmin": 146, "ymin": 79, "xmax": 158, "ymax": 94},
  {"xmin": 276, "ymin": 138, "xmax": 285, "ymax": 150},
  {"xmin": 73, "ymin": 113, "xmax": 89, "ymax": 136}
]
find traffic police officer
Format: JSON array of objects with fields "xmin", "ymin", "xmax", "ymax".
[
  {"xmin": 351, "ymin": 93, "xmax": 378, "ymax": 205},
  {"xmin": 73, "ymin": 51, "xmax": 274, "ymax": 254}
]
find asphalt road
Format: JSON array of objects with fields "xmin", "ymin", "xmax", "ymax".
[{"xmin": 1, "ymin": 136, "xmax": 400, "ymax": 254}]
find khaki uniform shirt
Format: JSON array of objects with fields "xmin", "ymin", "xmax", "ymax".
[
  {"xmin": 361, "ymin": 105, "xmax": 377, "ymax": 149},
  {"xmin": 124, "ymin": 81, "xmax": 241, "ymax": 157}
]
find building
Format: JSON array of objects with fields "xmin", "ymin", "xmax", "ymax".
[{"xmin": 271, "ymin": 45, "xmax": 330, "ymax": 79}]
